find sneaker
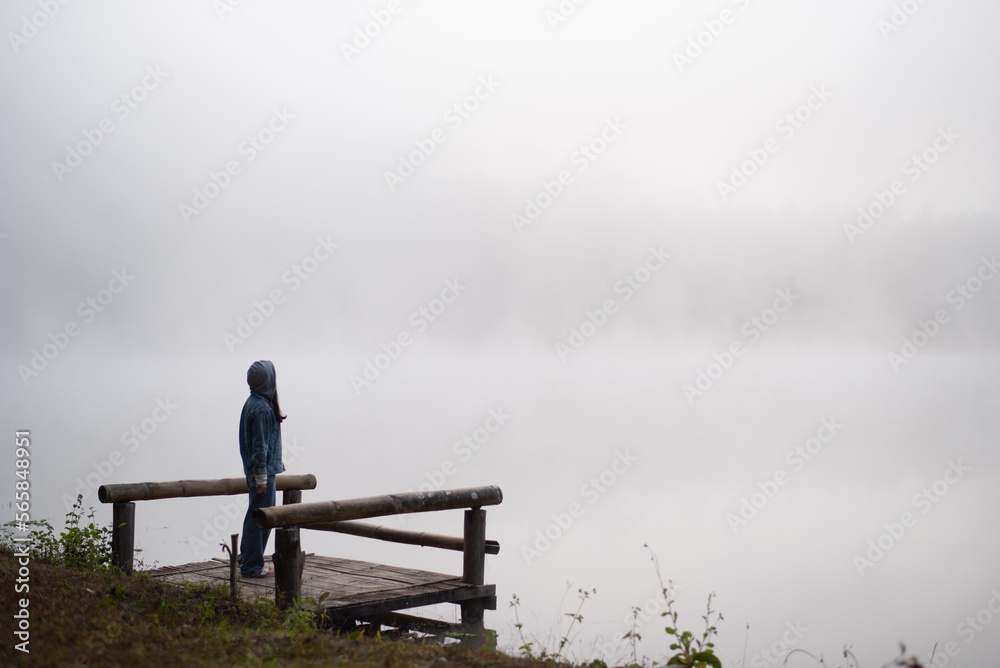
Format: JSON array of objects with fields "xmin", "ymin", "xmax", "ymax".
[{"xmin": 245, "ymin": 569, "xmax": 274, "ymax": 578}]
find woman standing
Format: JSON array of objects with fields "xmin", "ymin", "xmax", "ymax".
[{"xmin": 237, "ymin": 360, "xmax": 286, "ymax": 578}]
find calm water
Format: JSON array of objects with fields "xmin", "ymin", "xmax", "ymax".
[{"xmin": 13, "ymin": 350, "xmax": 1000, "ymax": 666}]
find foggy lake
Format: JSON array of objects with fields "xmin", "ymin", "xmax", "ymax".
[{"xmin": 3, "ymin": 1, "xmax": 999, "ymax": 666}]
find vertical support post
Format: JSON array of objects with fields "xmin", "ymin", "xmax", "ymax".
[
  {"xmin": 229, "ymin": 533, "xmax": 238, "ymax": 602},
  {"xmin": 111, "ymin": 501, "xmax": 135, "ymax": 575},
  {"xmin": 274, "ymin": 526, "xmax": 303, "ymax": 610},
  {"xmin": 462, "ymin": 507, "xmax": 486, "ymax": 586},
  {"xmin": 275, "ymin": 487, "xmax": 303, "ymax": 610},
  {"xmin": 460, "ymin": 507, "xmax": 487, "ymax": 643}
]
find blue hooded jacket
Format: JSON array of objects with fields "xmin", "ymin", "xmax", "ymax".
[{"xmin": 239, "ymin": 360, "xmax": 285, "ymax": 485}]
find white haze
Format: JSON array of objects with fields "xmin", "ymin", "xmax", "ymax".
[{"xmin": 2, "ymin": 1, "xmax": 999, "ymax": 666}]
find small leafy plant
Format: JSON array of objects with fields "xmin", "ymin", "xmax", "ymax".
[
  {"xmin": 1, "ymin": 494, "xmax": 115, "ymax": 571},
  {"xmin": 621, "ymin": 605, "xmax": 643, "ymax": 666},
  {"xmin": 509, "ymin": 593, "xmax": 535, "ymax": 657},
  {"xmin": 554, "ymin": 587, "xmax": 596, "ymax": 659},
  {"xmin": 645, "ymin": 544, "xmax": 722, "ymax": 668},
  {"xmin": 509, "ymin": 585, "xmax": 597, "ymax": 661}
]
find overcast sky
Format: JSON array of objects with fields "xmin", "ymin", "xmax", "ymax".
[{"xmin": 2, "ymin": 1, "xmax": 999, "ymax": 665}]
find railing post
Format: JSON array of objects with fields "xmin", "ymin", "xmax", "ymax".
[
  {"xmin": 274, "ymin": 526, "xmax": 304, "ymax": 610},
  {"xmin": 229, "ymin": 533, "xmax": 238, "ymax": 602},
  {"xmin": 274, "ymin": 487, "xmax": 304, "ymax": 609},
  {"xmin": 460, "ymin": 507, "xmax": 487, "ymax": 643},
  {"xmin": 111, "ymin": 501, "xmax": 135, "ymax": 575}
]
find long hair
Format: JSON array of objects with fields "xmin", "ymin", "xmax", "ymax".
[
  {"xmin": 269, "ymin": 363, "xmax": 287, "ymax": 423},
  {"xmin": 271, "ymin": 386, "xmax": 287, "ymax": 424}
]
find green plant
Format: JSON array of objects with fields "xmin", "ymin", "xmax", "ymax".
[
  {"xmin": 621, "ymin": 605, "xmax": 643, "ymax": 667},
  {"xmin": 508, "ymin": 585, "xmax": 597, "ymax": 661},
  {"xmin": 1, "ymin": 494, "xmax": 115, "ymax": 571},
  {"xmin": 60, "ymin": 497, "xmax": 114, "ymax": 569},
  {"xmin": 509, "ymin": 593, "xmax": 534, "ymax": 657},
  {"xmin": 645, "ymin": 544, "xmax": 722, "ymax": 668},
  {"xmin": 282, "ymin": 595, "xmax": 323, "ymax": 631},
  {"xmin": 553, "ymin": 587, "xmax": 596, "ymax": 659}
]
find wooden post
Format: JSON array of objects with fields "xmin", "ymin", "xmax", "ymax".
[
  {"xmin": 274, "ymin": 526, "xmax": 303, "ymax": 610},
  {"xmin": 229, "ymin": 533, "xmax": 238, "ymax": 602},
  {"xmin": 460, "ymin": 507, "xmax": 487, "ymax": 644},
  {"xmin": 111, "ymin": 501, "xmax": 135, "ymax": 575},
  {"xmin": 276, "ymin": 490, "xmax": 304, "ymax": 608}
]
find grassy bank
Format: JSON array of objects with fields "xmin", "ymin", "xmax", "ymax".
[{"xmin": 0, "ymin": 549, "xmax": 589, "ymax": 667}]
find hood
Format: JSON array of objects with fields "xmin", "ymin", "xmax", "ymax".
[{"xmin": 247, "ymin": 360, "xmax": 276, "ymax": 401}]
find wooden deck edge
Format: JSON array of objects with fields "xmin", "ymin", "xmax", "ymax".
[
  {"xmin": 357, "ymin": 611, "xmax": 460, "ymax": 634},
  {"xmin": 320, "ymin": 583, "xmax": 496, "ymax": 621}
]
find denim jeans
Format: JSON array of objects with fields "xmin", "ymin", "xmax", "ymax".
[{"xmin": 238, "ymin": 474, "xmax": 276, "ymax": 575}]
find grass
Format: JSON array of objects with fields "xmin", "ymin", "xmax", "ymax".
[{"xmin": 0, "ymin": 548, "xmax": 609, "ymax": 668}]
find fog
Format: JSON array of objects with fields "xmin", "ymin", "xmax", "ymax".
[{"xmin": 2, "ymin": 1, "xmax": 999, "ymax": 665}]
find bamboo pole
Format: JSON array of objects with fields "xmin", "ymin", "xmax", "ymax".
[
  {"xmin": 111, "ymin": 501, "xmax": 135, "ymax": 575},
  {"xmin": 306, "ymin": 520, "xmax": 500, "ymax": 554},
  {"xmin": 274, "ymin": 526, "xmax": 303, "ymax": 610},
  {"xmin": 460, "ymin": 508, "xmax": 487, "ymax": 646},
  {"xmin": 253, "ymin": 486, "xmax": 503, "ymax": 530},
  {"xmin": 229, "ymin": 534, "xmax": 238, "ymax": 602},
  {"xmin": 98, "ymin": 473, "xmax": 317, "ymax": 503}
]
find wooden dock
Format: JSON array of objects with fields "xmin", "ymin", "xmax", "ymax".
[
  {"xmin": 149, "ymin": 553, "xmax": 496, "ymax": 623},
  {"xmin": 99, "ymin": 475, "xmax": 502, "ymax": 640}
]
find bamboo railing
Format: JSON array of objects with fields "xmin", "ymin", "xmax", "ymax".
[{"xmin": 97, "ymin": 474, "xmax": 317, "ymax": 574}]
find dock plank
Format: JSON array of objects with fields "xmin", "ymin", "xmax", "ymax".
[{"xmin": 146, "ymin": 554, "xmax": 495, "ymax": 621}]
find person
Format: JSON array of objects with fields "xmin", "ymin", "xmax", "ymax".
[{"xmin": 237, "ymin": 360, "xmax": 286, "ymax": 577}]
